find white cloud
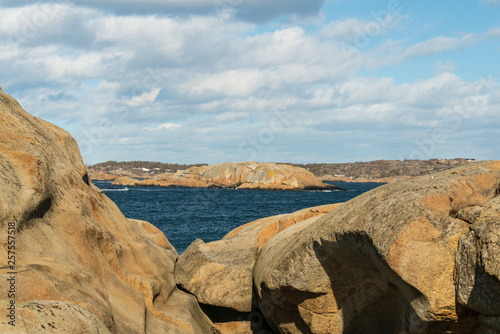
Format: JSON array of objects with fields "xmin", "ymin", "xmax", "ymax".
[
  {"xmin": 434, "ymin": 60, "xmax": 455, "ymax": 74},
  {"xmin": 0, "ymin": 0, "xmax": 325, "ymax": 22},
  {"xmin": 215, "ymin": 112, "xmax": 249, "ymax": 123},
  {"xmin": 157, "ymin": 122, "xmax": 181, "ymax": 130},
  {"xmin": 479, "ymin": 0, "xmax": 500, "ymax": 6},
  {"xmin": 0, "ymin": 1, "xmax": 498, "ymax": 164},
  {"xmin": 403, "ymin": 34, "xmax": 479, "ymax": 59},
  {"xmin": 371, "ymin": 34, "xmax": 482, "ymax": 68},
  {"xmin": 487, "ymin": 27, "xmax": 500, "ymax": 37},
  {"xmin": 128, "ymin": 88, "xmax": 161, "ymax": 106},
  {"xmin": 320, "ymin": 14, "xmax": 407, "ymax": 43}
]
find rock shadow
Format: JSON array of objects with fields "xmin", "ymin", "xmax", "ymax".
[{"xmin": 312, "ymin": 233, "xmax": 426, "ymax": 334}]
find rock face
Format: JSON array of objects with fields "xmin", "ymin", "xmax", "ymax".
[
  {"xmin": 0, "ymin": 90, "xmax": 212, "ymax": 333},
  {"xmin": 88, "ymin": 171, "xmax": 120, "ymax": 181},
  {"xmin": 113, "ymin": 161, "xmax": 339, "ymax": 191},
  {"xmin": 455, "ymin": 196, "xmax": 500, "ymax": 333},
  {"xmin": 254, "ymin": 161, "xmax": 500, "ymax": 333},
  {"xmin": 175, "ymin": 205, "xmax": 340, "ymax": 314}
]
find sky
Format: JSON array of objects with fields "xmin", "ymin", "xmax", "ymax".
[{"xmin": 1, "ymin": 0, "xmax": 499, "ymax": 165}]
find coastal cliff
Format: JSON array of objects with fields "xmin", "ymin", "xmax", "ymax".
[
  {"xmin": 112, "ymin": 161, "xmax": 340, "ymax": 191},
  {"xmin": 0, "ymin": 90, "xmax": 212, "ymax": 333}
]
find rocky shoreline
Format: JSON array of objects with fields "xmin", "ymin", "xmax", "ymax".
[
  {"xmin": 89, "ymin": 159, "xmax": 477, "ymax": 185},
  {"xmin": 2, "ymin": 89, "xmax": 500, "ymax": 333},
  {"xmin": 111, "ymin": 161, "xmax": 342, "ymax": 191}
]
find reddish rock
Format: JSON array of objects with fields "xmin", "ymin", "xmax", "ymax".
[
  {"xmin": 0, "ymin": 89, "xmax": 212, "ymax": 333},
  {"xmin": 254, "ymin": 161, "xmax": 500, "ymax": 333},
  {"xmin": 175, "ymin": 204, "xmax": 341, "ymax": 313}
]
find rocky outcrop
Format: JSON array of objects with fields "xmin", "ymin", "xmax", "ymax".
[
  {"xmin": 0, "ymin": 90, "xmax": 212, "ymax": 333},
  {"xmin": 113, "ymin": 174, "xmax": 217, "ymax": 188},
  {"xmin": 88, "ymin": 171, "xmax": 120, "ymax": 181},
  {"xmin": 113, "ymin": 161, "xmax": 340, "ymax": 191},
  {"xmin": 253, "ymin": 161, "xmax": 500, "ymax": 333},
  {"xmin": 88, "ymin": 168, "xmax": 150, "ymax": 181},
  {"xmin": 175, "ymin": 205, "xmax": 340, "ymax": 314}
]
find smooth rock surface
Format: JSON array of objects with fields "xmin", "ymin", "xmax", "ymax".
[
  {"xmin": 175, "ymin": 204, "xmax": 340, "ymax": 313},
  {"xmin": 254, "ymin": 161, "xmax": 500, "ymax": 333},
  {"xmin": 456, "ymin": 196, "xmax": 500, "ymax": 331},
  {"xmin": 0, "ymin": 89, "xmax": 212, "ymax": 333}
]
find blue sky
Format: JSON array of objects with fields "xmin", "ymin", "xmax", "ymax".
[{"xmin": 0, "ymin": 0, "xmax": 499, "ymax": 164}]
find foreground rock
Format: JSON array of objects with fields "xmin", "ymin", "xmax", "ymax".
[
  {"xmin": 0, "ymin": 89, "xmax": 212, "ymax": 333},
  {"xmin": 254, "ymin": 161, "xmax": 500, "ymax": 333},
  {"xmin": 456, "ymin": 195, "xmax": 500, "ymax": 333},
  {"xmin": 175, "ymin": 205, "xmax": 340, "ymax": 314},
  {"xmin": 113, "ymin": 161, "xmax": 340, "ymax": 191}
]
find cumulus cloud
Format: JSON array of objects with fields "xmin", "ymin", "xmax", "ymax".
[
  {"xmin": 479, "ymin": 0, "xmax": 500, "ymax": 6},
  {"xmin": 434, "ymin": 60, "xmax": 455, "ymax": 74},
  {"xmin": 156, "ymin": 122, "xmax": 182, "ymax": 130},
  {"xmin": 128, "ymin": 88, "xmax": 161, "ymax": 106},
  {"xmin": 0, "ymin": 0, "xmax": 325, "ymax": 22},
  {"xmin": 370, "ymin": 34, "xmax": 482, "ymax": 68},
  {"xmin": 320, "ymin": 14, "xmax": 407, "ymax": 43},
  {"xmin": 215, "ymin": 112, "xmax": 249, "ymax": 123},
  {"xmin": 0, "ymin": 1, "xmax": 498, "ymax": 163},
  {"xmin": 487, "ymin": 27, "xmax": 500, "ymax": 37},
  {"xmin": 403, "ymin": 34, "xmax": 479, "ymax": 58}
]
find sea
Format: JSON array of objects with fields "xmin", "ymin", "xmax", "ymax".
[{"xmin": 93, "ymin": 181, "xmax": 383, "ymax": 253}]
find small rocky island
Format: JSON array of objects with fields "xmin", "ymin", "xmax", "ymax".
[
  {"xmin": 2, "ymin": 88, "xmax": 500, "ymax": 333},
  {"xmin": 111, "ymin": 161, "xmax": 341, "ymax": 191}
]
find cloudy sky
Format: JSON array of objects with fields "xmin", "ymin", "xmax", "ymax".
[{"xmin": 1, "ymin": 0, "xmax": 499, "ymax": 164}]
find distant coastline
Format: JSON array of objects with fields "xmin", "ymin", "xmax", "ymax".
[{"xmin": 88, "ymin": 158, "xmax": 477, "ymax": 184}]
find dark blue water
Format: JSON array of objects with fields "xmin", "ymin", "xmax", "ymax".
[{"xmin": 93, "ymin": 181, "xmax": 383, "ymax": 253}]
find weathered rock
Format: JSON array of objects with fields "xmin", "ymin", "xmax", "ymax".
[
  {"xmin": 254, "ymin": 161, "xmax": 500, "ymax": 333},
  {"xmin": 211, "ymin": 321, "xmax": 253, "ymax": 334},
  {"xmin": 175, "ymin": 205, "xmax": 340, "ymax": 313},
  {"xmin": 176, "ymin": 237, "xmax": 259, "ymax": 313},
  {"xmin": 88, "ymin": 171, "xmax": 120, "ymax": 181},
  {"xmin": 114, "ymin": 161, "xmax": 339, "ymax": 191},
  {"xmin": 210, "ymin": 321, "xmax": 274, "ymax": 334},
  {"xmin": 112, "ymin": 176, "xmax": 143, "ymax": 186},
  {"xmin": 225, "ymin": 204, "xmax": 341, "ymax": 249},
  {"xmin": 1, "ymin": 300, "xmax": 111, "ymax": 334},
  {"xmin": 113, "ymin": 174, "xmax": 218, "ymax": 188},
  {"xmin": 456, "ymin": 196, "xmax": 500, "ymax": 331},
  {"xmin": 0, "ymin": 89, "xmax": 212, "ymax": 333},
  {"xmin": 89, "ymin": 168, "xmax": 149, "ymax": 181}
]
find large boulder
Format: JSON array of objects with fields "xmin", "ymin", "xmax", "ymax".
[
  {"xmin": 456, "ymin": 196, "xmax": 500, "ymax": 333},
  {"xmin": 0, "ymin": 89, "xmax": 212, "ymax": 333},
  {"xmin": 178, "ymin": 161, "xmax": 333, "ymax": 190},
  {"xmin": 175, "ymin": 204, "xmax": 340, "ymax": 313},
  {"xmin": 254, "ymin": 161, "xmax": 500, "ymax": 333}
]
